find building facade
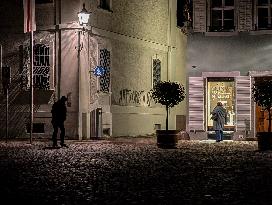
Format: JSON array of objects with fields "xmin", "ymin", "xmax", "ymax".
[
  {"xmin": 187, "ymin": 0, "xmax": 272, "ymax": 140},
  {"xmin": 0, "ymin": 0, "xmax": 187, "ymax": 139}
]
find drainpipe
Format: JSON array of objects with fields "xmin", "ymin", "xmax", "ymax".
[{"xmin": 167, "ymin": 0, "xmax": 172, "ymax": 81}]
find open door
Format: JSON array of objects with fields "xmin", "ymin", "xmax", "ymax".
[
  {"xmin": 254, "ymin": 76, "xmax": 272, "ymax": 132},
  {"xmin": 256, "ymin": 105, "xmax": 268, "ymax": 132}
]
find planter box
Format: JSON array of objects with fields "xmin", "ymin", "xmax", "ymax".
[{"xmin": 156, "ymin": 130, "xmax": 179, "ymax": 149}]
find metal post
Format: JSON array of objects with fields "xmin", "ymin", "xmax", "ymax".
[
  {"xmin": 30, "ymin": 31, "xmax": 34, "ymax": 144},
  {"xmin": 0, "ymin": 45, "xmax": 8, "ymax": 143},
  {"xmin": 6, "ymin": 88, "xmax": 8, "ymax": 143},
  {"xmin": 78, "ymin": 30, "xmax": 82, "ymax": 140}
]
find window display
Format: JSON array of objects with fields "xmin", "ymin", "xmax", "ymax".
[{"xmin": 207, "ymin": 79, "xmax": 235, "ymax": 128}]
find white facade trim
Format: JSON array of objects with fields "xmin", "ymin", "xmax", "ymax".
[{"xmin": 202, "ymin": 71, "xmax": 240, "ymax": 77}]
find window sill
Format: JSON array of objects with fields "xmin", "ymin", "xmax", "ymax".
[
  {"xmin": 205, "ymin": 31, "xmax": 238, "ymax": 36},
  {"xmin": 249, "ymin": 30, "xmax": 272, "ymax": 35}
]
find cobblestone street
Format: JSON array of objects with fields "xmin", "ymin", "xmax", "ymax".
[{"xmin": 1, "ymin": 139, "xmax": 272, "ymax": 204}]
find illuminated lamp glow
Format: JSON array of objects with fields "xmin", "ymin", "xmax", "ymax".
[{"xmin": 78, "ymin": 3, "xmax": 90, "ymax": 26}]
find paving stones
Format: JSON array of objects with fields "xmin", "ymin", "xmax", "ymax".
[{"xmin": 0, "ymin": 140, "xmax": 272, "ymax": 204}]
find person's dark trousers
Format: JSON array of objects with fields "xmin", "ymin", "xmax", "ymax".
[
  {"xmin": 59, "ymin": 123, "xmax": 65, "ymax": 146},
  {"xmin": 52, "ymin": 122, "xmax": 65, "ymax": 146},
  {"xmin": 215, "ymin": 130, "xmax": 223, "ymax": 142}
]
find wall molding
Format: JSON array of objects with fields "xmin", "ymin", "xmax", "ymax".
[{"xmin": 202, "ymin": 71, "xmax": 240, "ymax": 77}]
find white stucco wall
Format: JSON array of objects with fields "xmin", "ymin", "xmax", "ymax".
[
  {"xmin": 0, "ymin": 0, "xmax": 187, "ymax": 138},
  {"xmin": 187, "ymin": 33, "xmax": 272, "ymax": 76}
]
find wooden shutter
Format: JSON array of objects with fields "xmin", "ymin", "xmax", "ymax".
[
  {"xmin": 236, "ymin": 76, "xmax": 251, "ymax": 131},
  {"xmin": 188, "ymin": 77, "xmax": 204, "ymax": 131},
  {"xmin": 238, "ymin": 0, "xmax": 253, "ymax": 31},
  {"xmin": 193, "ymin": 0, "xmax": 206, "ymax": 32}
]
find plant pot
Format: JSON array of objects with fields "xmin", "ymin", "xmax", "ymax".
[
  {"xmin": 156, "ymin": 130, "xmax": 179, "ymax": 149},
  {"xmin": 256, "ymin": 132, "xmax": 272, "ymax": 151}
]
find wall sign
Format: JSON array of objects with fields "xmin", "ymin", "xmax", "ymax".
[{"xmin": 93, "ymin": 66, "xmax": 106, "ymax": 77}]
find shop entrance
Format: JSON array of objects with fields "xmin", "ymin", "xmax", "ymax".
[
  {"xmin": 255, "ymin": 105, "xmax": 268, "ymax": 132},
  {"xmin": 206, "ymin": 77, "xmax": 235, "ymax": 139},
  {"xmin": 255, "ymin": 77, "xmax": 272, "ymax": 132}
]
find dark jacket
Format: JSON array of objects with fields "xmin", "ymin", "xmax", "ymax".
[
  {"xmin": 212, "ymin": 105, "xmax": 227, "ymax": 131},
  {"xmin": 51, "ymin": 100, "xmax": 67, "ymax": 124}
]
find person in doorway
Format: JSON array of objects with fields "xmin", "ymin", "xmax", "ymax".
[
  {"xmin": 211, "ymin": 102, "xmax": 227, "ymax": 142},
  {"xmin": 51, "ymin": 96, "xmax": 68, "ymax": 148}
]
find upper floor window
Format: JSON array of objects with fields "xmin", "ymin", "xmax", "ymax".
[
  {"xmin": 256, "ymin": 0, "xmax": 272, "ymax": 30},
  {"xmin": 99, "ymin": 0, "xmax": 111, "ymax": 11},
  {"xmin": 210, "ymin": 0, "xmax": 235, "ymax": 32}
]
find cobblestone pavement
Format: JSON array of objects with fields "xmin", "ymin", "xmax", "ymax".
[{"xmin": 1, "ymin": 139, "xmax": 272, "ymax": 205}]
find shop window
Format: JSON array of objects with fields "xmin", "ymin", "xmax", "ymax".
[
  {"xmin": 209, "ymin": 0, "xmax": 235, "ymax": 32},
  {"xmin": 99, "ymin": 0, "xmax": 111, "ymax": 11},
  {"xmin": 207, "ymin": 77, "xmax": 235, "ymax": 131},
  {"xmin": 256, "ymin": 0, "xmax": 272, "ymax": 30}
]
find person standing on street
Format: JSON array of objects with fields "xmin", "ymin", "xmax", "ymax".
[
  {"xmin": 211, "ymin": 102, "xmax": 227, "ymax": 142},
  {"xmin": 51, "ymin": 96, "xmax": 68, "ymax": 147}
]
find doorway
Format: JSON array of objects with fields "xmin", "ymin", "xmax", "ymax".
[
  {"xmin": 255, "ymin": 105, "xmax": 268, "ymax": 132},
  {"xmin": 206, "ymin": 77, "xmax": 235, "ymax": 139},
  {"xmin": 254, "ymin": 76, "xmax": 272, "ymax": 132}
]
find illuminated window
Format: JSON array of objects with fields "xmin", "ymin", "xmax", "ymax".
[
  {"xmin": 209, "ymin": 0, "xmax": 235, "ymax": 32},
  {"xmin": 256, "ymin": 0, "xmax": 272, "ymax": 30},
  {"xmin": 207, "ymin": 78, "xmax": 235, "ymax": 131}
]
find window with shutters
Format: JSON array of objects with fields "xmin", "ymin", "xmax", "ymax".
[
  {"xmin": 256, "ymin": 0, "xmax": 272, "ymax": 30},
  {"xmin": 209, "ymin": 0, "xmax": 235, "ymax": 32}
]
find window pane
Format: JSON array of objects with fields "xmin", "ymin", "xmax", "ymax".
[
  {"xmin": 224, "ymin": 20, "xmax": 234, "ymax": 30},
  {"xmin": 258, "ymin": 8, "xmax": 269, "ymax": 28},
  {"xmin": 224, "ymin": 10, "xmax": 234, "ymax": 30},
  {"xmin": 225, "ymin": 0, "xmax": 234, "ymax": 6},
  {"xmin": 212, "ymin": 0, "xmax": 222, "ymax": 8},
  {"xmin": 257, "ymin": 0, "xmax": 268, "ymax": 5},
  {"xmin": 212, "ymin": 10, "xmax": 222, "ymax": 24},
  {"xmin": 211, "ymin": 10, "xmax": 222, "ymax": 30},
  {"xmin": 224, "ymin": 10, "xmax": 234, "ymax": 20}
]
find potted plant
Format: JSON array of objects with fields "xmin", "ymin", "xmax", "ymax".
[
  {"xmin": 151, "ymin": 81, "xmax": 186, "ymax": 148},
  {"xmin": 252, "ymin": 78, "xmax": 272, "ymax": 150}
]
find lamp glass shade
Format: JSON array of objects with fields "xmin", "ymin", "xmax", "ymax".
[{"xmin": 78, "ymin": 4, "xmax": 90, "ymax": 26}]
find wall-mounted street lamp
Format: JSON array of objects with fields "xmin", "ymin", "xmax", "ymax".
[
  {"xmin": 77, "ymin": 3, "xmax": 91, "ymax": 27},
  {"xmin": 77, "ymin": 3, "xmax": 91, "ymax": 140},
  {"xmin": 76, "ymin": 3, "xmax": 91, "ymax": 51}
]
